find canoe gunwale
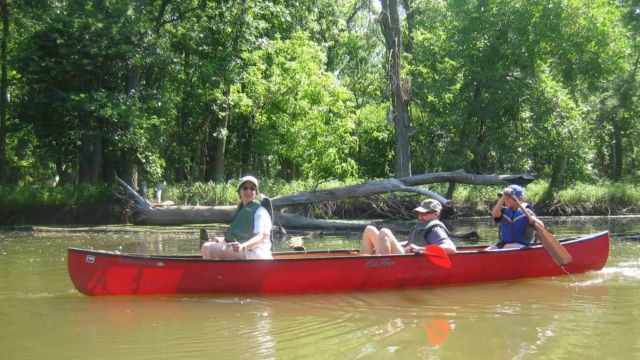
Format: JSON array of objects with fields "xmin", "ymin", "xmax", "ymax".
[{"xmin": 67, "ymin": 230, "xmax": 608, "ymax": 262}]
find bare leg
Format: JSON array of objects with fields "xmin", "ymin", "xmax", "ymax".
[
  {"xmin": 360, "ymin": 225, "xmax": 379, "ymax": 255},
  {"xmin": 360, "ymin": 226, "xmax": 405, "ymax": 255},
  {"xmin": 377, "ymin": 228, "xmax": 404, "ymax": 255}
]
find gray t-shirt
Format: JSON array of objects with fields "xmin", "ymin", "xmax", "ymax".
[{"xmin": 425, "ymin": 226, "xmax": 451, "ymax": 247}]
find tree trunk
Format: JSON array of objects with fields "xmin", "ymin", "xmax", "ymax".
[
  {"xmin": 549, "ymin": 155, "xmax": 567, "ymax": 190},
  {"xmin": 212, "ymin": 86, "xmax": 230, "ymax": 182},
  {"xmin": 101, "ymin": 142, "xmax": 117, "ymax": 182},
  {"xmin": 79, "ymin": 132, "xmax": 102, "ymax": 183},
  {"xmin": 119, "ymin": 0, "xmax": 143, "ymax": 189},
  {"xmin": 609, "ymin": 52, "xmax": 638, "ymax": 180},
  {"xmin": 469, "ymin": 81, "xmax": 487, "ymax": 173},
  {"xmin": 8, "ymin": 136, "xmax": 27, "ymax": 185},
  {"xmin": 380, "ymin": 0, "xmax": 412, "ymax": 178},
  {"xmin": 55, "ymin": 158, "xmax": 73, "ymax": 186},
  {"xmin": 121, "ymin": 148, "xmax": 138, "ymax": 190},
  {"xmin": 279, "ymin": 158, "xmax": 296, "ymax": 182},
  {"xmin": 611, "ymin": 122, "xmax": 622, "ymax": 181},
  {"xmin": 401, "ymin": 0, "xmax": 414, "ymax": 54},
  {"xmin": 120, "ymin": 170, "xmax": 534, "ymax": 227},
  {"xmin": 240, "ymin": 114, "xmax": 253, "ymax": 176},
  {"xmin": 270, "ymin": 170, "xmax": 534, "ymax": 207},
  {"xmin": 0, "ymin": 0, "xmax": 8, "ymax": 184}
]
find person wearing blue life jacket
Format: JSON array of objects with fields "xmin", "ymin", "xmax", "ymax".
[
  {"xmin": 201, "ymin": 175, "xmax": 273, "ymax": 260},
  {"xmin": 359, "ymin": 199, "xmax": 456, "ymax": 255},
  {"xmin": 487, "ymin": 184, "xmax": 543, "ymax": 250}
]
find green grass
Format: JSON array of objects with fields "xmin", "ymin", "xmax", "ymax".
[
  {"xmin": 2, "ymin": 179, "xmax": 639, "ymax": 218},
  {"xmin": 0, "ymin": 184, "xmax": 117, "ymax": 207},
  {"xmin": 555, "ymin": 182, "xmax": 638, "ymax": 204}
]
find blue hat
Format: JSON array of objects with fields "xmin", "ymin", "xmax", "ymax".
[
  {"xmin": 498, "ymin": 184, "xmax": 525, "ymax": 198},
  {"xmin": 507, "ymin": 184, "xmax": 525, "ymax": 197}
]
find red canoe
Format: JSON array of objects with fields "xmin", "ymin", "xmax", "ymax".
[{"xmin": 67, "ymin": 231, "xmax": 609, "ymax": 296}]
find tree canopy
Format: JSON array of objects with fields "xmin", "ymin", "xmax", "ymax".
[{"xmin": 0, "ymin": 0, "xmax": 638, "ymax": 190}]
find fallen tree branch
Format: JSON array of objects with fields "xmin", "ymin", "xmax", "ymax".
[
  {"xmin": 119, "ymin": 170, "xmax": 535, "ymax": 228},
  {"xmin": 270, "ymin": 169, "xmax": 534, "ymax": 208},
  {"xmin": 115, "ymin": 175, "xmax": 152, "ymax": 210}
]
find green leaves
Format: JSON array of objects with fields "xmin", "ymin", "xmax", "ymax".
[
  {"xmin": 4, "ymin": 0, "xmax": 640, "ymax": 188},
  {"xmin": 243, "ymin": 33, "xmax": 358, "ymax": 180}
]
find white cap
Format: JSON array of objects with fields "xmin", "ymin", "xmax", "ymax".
[{"xmin": 238, "ymin": 175, "xmax": 259, "ymax": 190}]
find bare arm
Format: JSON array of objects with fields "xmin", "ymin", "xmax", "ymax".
[
  {"xmin": 241, "ymin": 232, "xmax": 268, "ymax": 251},
  {"xmin": 491, "ymin": 194, "xmax": 508, "ymax": 218}
]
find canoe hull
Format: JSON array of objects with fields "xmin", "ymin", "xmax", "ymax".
[{"xmin": 67, "ymin": 231, "xmax": 609, "ymax": 296}]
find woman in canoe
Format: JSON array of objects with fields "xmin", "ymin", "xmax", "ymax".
[
  {"xmin": 359, "ymin": 199, "xmax": 456, "ymax": 255},
  {"xmin": 201, "ymin": 175, "xmax": 273, "ymax": 260}
]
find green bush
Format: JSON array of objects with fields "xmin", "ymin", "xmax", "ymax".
[
  {"xmin": 0, "ymin": 184, "xmax": 117, "ymax": 207},
  {"xmin": 2, "ymin": 179, "xmax": 639, "ymax": 222},
  {"xmin": 554, "ymin": 182, "xmax": 638, "ymax": 204}
]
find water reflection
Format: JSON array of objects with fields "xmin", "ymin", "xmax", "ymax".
[
  {"xmin": 422, "ymin": 318, "xmax": 453, "ymax": 346},
  {"xmin": 1, "ymin": 218, "xmax": 640, "ymax": 359},
  {"xmin": 62, "ymin": 296, "xmax": 278, "ymax": 359}
]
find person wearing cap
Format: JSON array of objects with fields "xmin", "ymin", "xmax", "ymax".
[
  {"xmin": 359, "ymin": 199, "xmax": 456, "ymax": 255},
  {"xmin": 487, "ymin": 184, "xmax": 543, "ymax": 250},
  {"xmin": 201, "ymin": 175, "xmax": 273, "ymax": 260}
]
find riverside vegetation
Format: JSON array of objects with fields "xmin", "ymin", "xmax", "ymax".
[
  {"xmin": 1, "ymin": 180, "xmax": 639, "ymax": 226},
  {"xmin": 1, "ymin": 1, "xmax": 639, "ymax": 209}
]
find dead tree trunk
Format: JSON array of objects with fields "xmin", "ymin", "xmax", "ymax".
[
  {"xmin": 380, "ymin": 0, "xmax": 411, "ymax": 178},
  {"xmin": 118, "ymin": 170, "xmax": 534, "ymax": 228}
]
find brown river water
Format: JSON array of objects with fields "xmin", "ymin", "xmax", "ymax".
[{"xmin": 1, "ymin": 216, "xmax": 639, "ymax": 359}]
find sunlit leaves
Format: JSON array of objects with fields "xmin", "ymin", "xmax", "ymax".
[
  {"xmin": 242, "ymin": 33, "xmax": 358, "ymax": 180},
  {"xmin": 407, "ymin": 0, "xmax": 632, "ymax": 182}
]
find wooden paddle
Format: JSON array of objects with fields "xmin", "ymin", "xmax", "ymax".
[
  {"xmin": 510, "ymin": 194, "xmax": 572, "ymax": 266},
  {"xmin": 420, "ymin": 245, "xmax": 452, "ymax": 269}
]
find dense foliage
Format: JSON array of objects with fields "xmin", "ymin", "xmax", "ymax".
[{"xmin": 0, "ymin": 0, "xmax": 638, "ymax": 193}]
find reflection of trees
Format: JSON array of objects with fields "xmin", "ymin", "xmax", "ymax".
[{"xmin": 243, "ymin": 308, "xmax": 275, "ymax": 357}]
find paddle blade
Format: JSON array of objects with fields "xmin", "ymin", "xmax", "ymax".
[
  {"xmin": 510, "ymin": 194, "xmax": 573, "ymax": 267},
  {"xmin": 535, "ymin": 225, "xmax": 573, "ymax": 266},
  {"xmin": 423, "ymin": 245, "xmax": 452, "ymax": 269}
]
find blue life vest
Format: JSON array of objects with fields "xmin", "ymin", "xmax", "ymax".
[{"xmin": 498, "ymin": 206, "xmax": 531, "ymax": 246}]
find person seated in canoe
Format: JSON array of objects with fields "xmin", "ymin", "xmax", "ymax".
[
  {"xmin": 486, "ymin": 184, "xmax": 543, "ymax": 250},
  {"xmin": 359, "ymin": 199, "xmax": 456, "ymax": 255},
  {"xmin": 201, "ymin": 175, "xmax": 273, "ymax": 260}
]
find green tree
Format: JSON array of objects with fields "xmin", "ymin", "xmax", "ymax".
[
  {"xmin": 15, "ymin": 0, "xmax": 168, "ymax": 186},
  {"xmin": 407, "ymin": 0, "xmax": 630, "ymax": 187},
  {"xmin": 242, "ymin": 33, "xmax": 358, "ymax": 181},
  {"xmin": 591, "ymin": 0, "xmax": 640, "ymax": 181},
  {"xmin": 0, "ymin": 0, "xmax": 8, "ymax": 184}
]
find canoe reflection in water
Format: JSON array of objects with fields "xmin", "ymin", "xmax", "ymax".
[{"xmin": 62, "ymin": 276, "xmax": 611, "ymax": 359}]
